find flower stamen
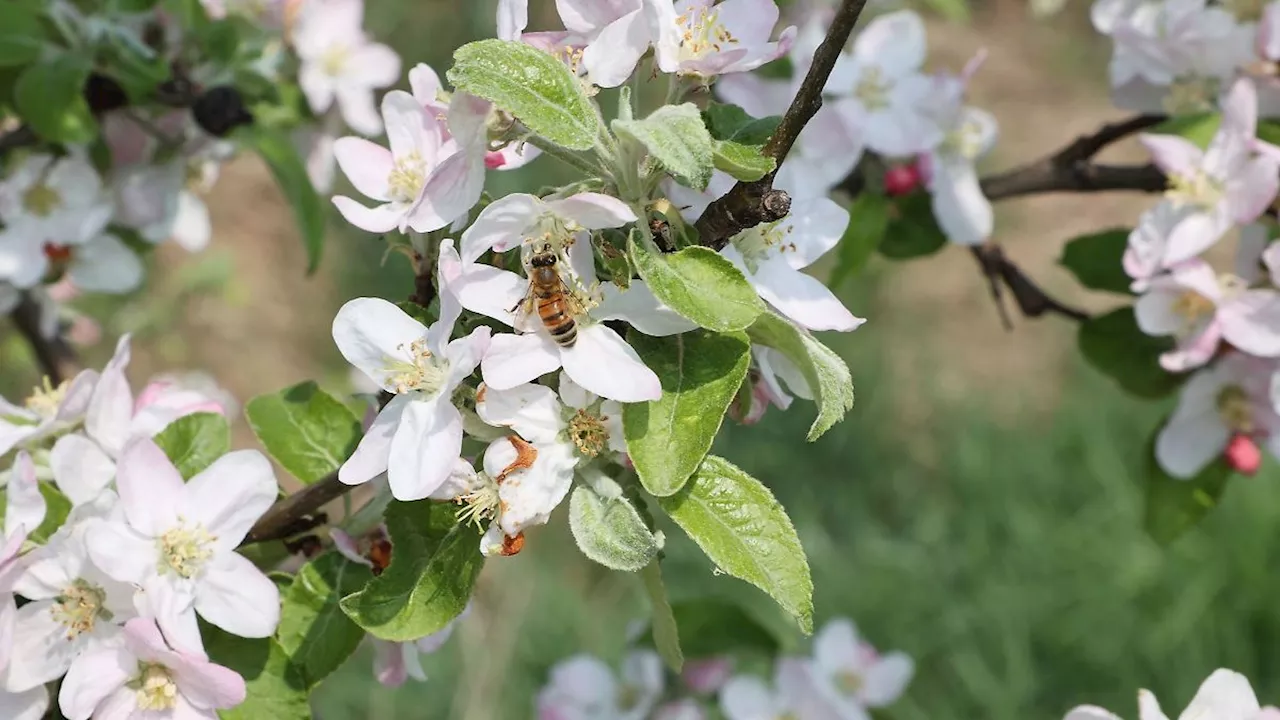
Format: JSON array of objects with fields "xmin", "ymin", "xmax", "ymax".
[
  {"xmin": 567, "ymin": 409, "xmax": 608, "ymax": 458},
  {"xmin": 387, "ymin": 152, "xmax": 427, "ymax": 204},
  {"xmin": 675, "ymin": 7, "xmax": 738, "ymax": 62},
  {"xmin": 854, "ymin": 66, "xmax": 893, "ymax": 111},
  {"xmin": 385, "ymin": 339, "xmax": 447, "ymax": 395},
  {"xmin": 51, "ymin": 579, "xmax": 110, "ymax": 639},
  {"xmin": 134, "ymin": 664, "xmax": 179, "ymax": 711},
  {"xmin": 158, "ymin": 521, "xmax": 216, "ymax": 579},
  {"xmin": 732, "ymin": 220, "xmax": 795, "ymax": 273},
  {"xmin": 1217, "ymin": 385, "xmax": 1255, "ymax": 434},
  {"xmin": 24, "ymin": 376, "xmax": 67, "ymax": 419},
  {"xmin": 22, "ymin": 183, "xmax": 61, "ymax": 217}
]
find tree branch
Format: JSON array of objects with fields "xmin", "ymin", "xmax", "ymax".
[
  {"xmin": 694, "ymin": 0, "xmax": 869, "ymax": 249},
  {"xmin": 969, "ymin": 245, "xmax": 1089, "ymax": 324},
  {"xmin": 241, "ymin": 471, "xmax": 349, "ymax": 546},
  {"xmin": 10, "ymin": 293, "xmax": 82, "ymax": 385},
  {"xmin": 0, "ymin": 124, "xmax": 37, "ymax": 157}
]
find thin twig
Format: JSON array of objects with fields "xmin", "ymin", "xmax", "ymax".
[
  {"xmin": 10, "ymin": 293, "xmax": 82, "ymax": 385},
  {"xmin": 0, "ymin": 125, "xmax": 37, "ymax": 157},
  {"xmin": 970, "ymin": 245, "xmax": 1090, "ymax": 323},
  {"xmin": 694, "ymin": 0, "xmax": 869, "ymax": 249},
  {"xmin": 242, "ymin": 474, "xmax": 349, "ymax": 546}
]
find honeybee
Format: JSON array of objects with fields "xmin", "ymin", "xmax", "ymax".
[{"xmin": 515, "ymin": 242, "xmax": 582, "ymax": 348}]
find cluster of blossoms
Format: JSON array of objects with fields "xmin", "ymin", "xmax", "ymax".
[
  {"xmin": 1064, "ymin": 667, "xmax": 1280, "ymax": 720},
  {"xmin": 537, "ymin": 618, "xmax": 913, "ymax": 720}
]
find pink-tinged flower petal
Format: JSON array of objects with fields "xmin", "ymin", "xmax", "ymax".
[
  {"xmin": 929, "ymin": 159, "xmax": 992, "ymax": 247},
  {"xmin": 86, "ymin": 520, "xmax": 155, "ymax": 584},
  {"xmin": 594, "ymin": 282, "xmax": 698, "ymax": 336},
  {"xmin": 194, "ymin": 553, "xmax": 280, "ymax": 639},
  {"xmin": 544, "ymin": 193, "xmax": 637, "ymax": 229},
  {"xmin": 460, "ymin": 194, "xmax": 542, "ymax": 263},
  {"xmin": 58, "ymin": 370, "xmax": 99, "ymax": 421},
  {"xmin": 720, "ymin": 675, "xmax": 779, "ymax": 719},
  {"xmin": 583, "ymin": 8, "xmax": 651, "ymax": 87},
  {"xmin": 861, "ymin": 652, "xmax": 914, "ymax": 707},
  {"xmin": 497, "ymin": 0, "xmax": 528, "ymax": 40},
  {"xmin": 1163, "ymin": 208, "xmax": 1233, "ymax": 265},
  {"xmin": 1225, "ymin": 157, "xmax": 1280, "ymax": 223},
  {"xmin": 332, "ymin": 196, "xmax": 402, "ymax": 233},
  {"xmin": 482, "ymin": 333, "xmax": 563, "ymax": 390},
  {"xmin": 339, "ymin": 393, "xmax": 409, "ymax": 485},
  {"xmin": 330, "ymin": 529, "xmax": 374, "ymax": 567},
  {"xmin": 716, "ymin": 0, "xmax": 780, "ymax": 44},
  {"xmin": 1263, "ymin": 3, "xmax": 1280, "ymax": 60},
  {"xmin": 116, "ymin": 439, "xmax": 183, "ymax": 535},
  {"xmin": 476, "ymin": 383, "xmax": 563, "ymax": 443},
  {"xmin": 0, "ymin": 594, "xmax": 14, "ymax": 674},
  {"xmin": 1139, "ymin": 134, "xmax": 1204, "ymax": 177},
  {"xmin": 1161, "ymin": 321, "xmax": 1222, "ymax": 372},
  {"xmin": 382, "ymin": 90, "xmax": 437, "ymax": 165},
  {"xmin": 5, "ymin": 452, "xmax": 44, "ymax": 538},
  {"xmin": 409, "ymin": 148, "xmax": 484, "ymax": 234},
  {"xmin": 738, "ymin": 254, "xmax": 864, "ymax": 332},
  {"xmin": 332, "ymin": 297, "xmax": 429, "ymax": 392},
  {"xmin": 682, "ymin": 657, "xmax": 733, "ymax": 694},
  {"xmin": 59, "ymin": 644, "xmax": 135, "ymax": 720},
  {"xmin": 141, "ymin": 575, "xmax": 203, "ymax": 659},
  {"xmin": 94, "ymin": 688, "xmax": 141, "ymax": 720},
  {"xmin": 373, "ymin": 639, "xmax": 410, "ymax": 687},
  {"xmin": 87, "ymin": 349, "xmax": 134, "ymax": 459},
  {"xmin": 716, "ymin": 73, "xmax": 794, "ymax": 118},
  {"xmin": 337, "ymin": 86, "xmax": 384, "ymax": 138},
  {"xmin": 1157, "ymin": 404, "xmax": 1230, "ymax": 478},
  {"xmin": 813, "ymin": 618, "xmax": 861, "ymax": 676},
  {"xmin": 349, "ymin": 42, "xmax": 401, "ymax": 88},
  {"xmin": 1134, "ymin": 287, "xmax": 1189, "ymax": 336},
  {"xmin": 779, "ymin": 198, "xmax": 848, "ymax": 269},
  {"xmin": 170, "ymin": 653, "xmax": 246, "ymax": 711},
  {"xmin": 183, "ymin": 451, "xmax": 278, "ymax": 553},
  {"xmin": 1220, "ymin": 290, "xmax": 1280, "ymax": 357},
  {"xmin": 775, "ymin": 657, "xmax": 843, "ymax": 720},
  {"xmin": 561, "ymin": 324, "xmax": 661, "ymax": 402},
  {"xmin": 408, "ymin": 64, "xmax": 445, "ymax": 109},
  {"xmin": 1219, "ymin": 77, "xmax": 1259, "ymax": 144},
  {"xmin": 853, "ymin": 10, "xmax": 925, "ymax": 76},
  {"xmin": 387, "ymin": 399, "xmax": 462, "ymax": 501},
  {"xmin": 555, "ymin": 0, "xmax": 637, "ymax": 34},
  {"xmin": 1065, "ymin": 707, "xmax": 1125, "ymax": 720},
  {"xmin": 333, "ymin": 137, "xmax": 393, "ymax": 202},
  {"xmin": 0, "ymin": 685, "xmax": 47, "ymax": 720}
]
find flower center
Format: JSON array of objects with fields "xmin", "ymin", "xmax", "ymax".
[
  {"xmin": 22, "ymin": 183, "xmax": 61, "ymax": 217},
  {"xmin": 1162, "ymin": 76, "xmax": 1219, "ymax": 115},
  {"xmin": 320, "ymin": 45, "xmax": 349, "ymax": 76},
  {"xmin": 1166, "ymin": 169, "xmax": 1223, "ymax": 211},
  {"xmin": 732, "ymin": 220, "xmax": 795, "ymax": 273},
  {"xmin": 24, "ymin": 376, "xmax": 68, "ymax": 419},
  {"xmin": 1217, "ymin": 385, "xmax": 1255, "ymax": 434},
  {"xmin": 384, "ymin": 339, "xmax": 448, "ymax": 396},
  {"xmin": 854, "ymin": 66, "xmax": 893, "ymax": 111},
  {"xmin": 52, "ymin": 579, "xmax": 110, "ymax": 639},
  {"xmin": 455, "ymin": 473, "xmax": 501, "ymax": 530},
  {"xmin": 386, "ymin": 152, "xmax": 427, "ymax": 205},
  {"xmin": 158, "ymin": 521, "xmax": 216, "ymax": 579},
  {"xmin": 835, "ymin": 670, "xmax": 864, "ymax": 696},
  {"xmin": 567, "ymin": 408, "xmax": 608, "ymax": 458},
  {"xmin": 1171, "ymin": 289, "xmax": 1216, "ymax": 328},
  {"xmin": 675, "ymin": 7, "xmax": 737, "ymax": 62},
  {"xmin": 617, "ymin": 682, "xmax": 643, "ymax": 711},
  {"xmin": 941, "ymin": 117, "xmax": 985, "ymax": 160},
  {"xmin": 134, "ymin": 664, "xmax": 179, "ymax": 711},
  {"xmin": 1223, "ymin": 0, "xmax": 1265, "ymax": 22},
  {"xmin": 43, "ymin": 242, "xmax": 74, "ymax": 263}
]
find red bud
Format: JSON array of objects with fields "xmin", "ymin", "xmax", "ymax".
[
  {"xmin": 43, "ymin": 243, "xmax": 73, "ymax": 263},
  {"xmin": 1225, "ymin": 434, "xmax": 1262, "ymax": 476},
  {"xmin": 883, "ymin": 162, "xmax": 921, "ymax": 196}
]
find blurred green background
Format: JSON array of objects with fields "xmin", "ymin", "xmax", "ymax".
[{"xmin": 7, "ymin": 1, "xmax": 1280, "ymax": 719}]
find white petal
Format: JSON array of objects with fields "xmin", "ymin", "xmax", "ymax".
[
  {"xmin": 139, "ymin": 576, "xmax": 202, "ymax": 658},
  {"xmin": 860, "ymin": 652, "xmax": 914, "ymax": 707},
  {"xmin": 561, "ymin": 324, "xmax": 661, "ymax": 402},
  {"xmin": 813, "ymin": 618, "xmax": 861, "ymax": 675},
  {"xmin": 544, "ymin": 193, "xmax": 637, "ymax": 229},
  {"xmin": 409, "ymin": 147, "xmax": 485, "ymax": 234},
  {"xmin": 476, "ymin": 383, "xmax": 563, "ymax": 444},
  {"xmin": 182, "ymin": 450, "xmax": 278, "ymax": 553},
  {"xmin": 69, "ymin": 235, "xmax": 143, "ymax": 294},
  {"xmin": 495, "ymin": 441, "xmax": 577, "ymax": 536},
  {"xmin": 332, "ymin": 297, "xmax": 428, "ymax": 392},
  {"xmin": 1065, "ymin": 707, "xmax": 1125, "ymax": 720},
  {"xmin": 5, "ymin": 601, "xmax": 83, "ymax": 691},
  {"xmin": 482, "ymin": 333, "xmax": 563, "ymax": 390},
  {"xmin": 0, "ymin": 595, "xmax": 13, "ymax": 673},
  {"xmin": 348, "ymin": 42, "xmax": 401, "ymax": 88},
  {"xmin": 194, "ymin": 553, "xmax": 280, "ymax": 638},
  {"xmin": 583, "ymin": 8, "xmax": 652, "ymax": 88},
  {"xmin": 719, "ymin": 675, "xmax": 778, "ymax": 720},
  {"xmin": 444, "ymin": 327, "xmax": 491, "ymax": 390},
  {"xmin": 929, "ymin": 159, "xmax": 993, "ymax": 247},
  {"xmin": 1181, "ymin": 669, "xmax": 1259, "ymax": 719},
  {"xmin": 1155, "ymin": 409, "xmax": 1230, "ymax": 479},
  {"xmin": 746, "ymin": 256, "xmax": 864, "ymax": 332},
  {"xmin": 50, "ymin": 434, "xmax": 115, "ymax": 507},
  {"xmin": 339, "ymin": 394, "xmax": 409, "ymax": 485},
  {"xmin": 4, "ymin": 452, "xmax": 44, "ymax": 538},
  {"xmin": 779, "ymin": 197, "xmax": 849, "ymax": 269},
  {"xmin": 1220, "ymin": 291, "xmax": 1280, "ymax": 357},
  {"xmin": 116, "ymin": 439, "xmax": 183, "ymax": 536},
  {"xmin": 331, "ymin": 196, "xmax": 402, "ymax": 233},
  {"xmin": 341, "ymin": 86, "xmax": 386, "ymax": 138},
  {"xmin": 460, "ymin": 194, "xmax": 541, "ymax": 263},
  {"xmin": 497, "ymin": 0, "xmax": 528, "ymax": 39},
  {"xmin": 853, "ymin": 10, "xmax": 926, "ymax": 76},
  {"xmin": 1134, "ymin": 288, "xmax": 1187, "ymax": 337},
  {"xmin": 0, "ymin": 686, "xmax": 47, "ymax": 720},
  {"xmin": 453, "ymin": 263, "xmax": 526, "ymax": 328},
  {"xmin": 332, "ymin": 136, "xmax": 393, "ymax": 201},
  {"xmin": 408, "ymin": 63, "xmax": 443, "ymax": 106},
  {"xmin": 85, "ymin": 521, "xmax": 155, "ymax": 585},
  {"xmin": 59, "ymin": 644, "xmax": 134, "ymax": 720},
  {"xmin": 386, "ymin": 399, "xmax": 462, "ymax": 501},
  {"xmin": 87, "ymin": 363, "xmax": 134, "ymax": 459},
  {"xmin": 593, "ymin": 282, "xmax": 698, "ymax": 337}
]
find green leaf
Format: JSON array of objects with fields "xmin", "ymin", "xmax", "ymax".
[
  {"xmin": 623, "ymin": 330, "xmax": 751, "ymax": 496},
  {"xmin": 747, "ymin": 310, "xmax": 855, "ymax": 441},
  {"xmin": 1078, "ymin": 306, "xmax": 1184, "ymax": 399},
  {"xmin": 447, "ymin": 39, "xmax": 601, "ymax": 151},
  {"xmin": 1060, "ymin": 228, "xmax": 1134, "ymax": 294},
  {"xmin": 245, "ymin": 382, "xmax": 362, "ymax": 484},
  {"xmin": 340, "ymin": 500, "xmax": 483, "ymax": 641},
  {"xmin": 1258, "ymin": 120, "xmax": 1280, "ymax": 148},
  {"xmin": 640, "ymin": 562, "xmax": 684, "ymax": 672},
  {"xmin": 921, "ymin": 0, "xmax": 971, "ymax": 21},
  {"xmin": 569, "ymin": 485, "xmax": 660, "ymax": 571},
  {"xmin": 712, "ymin": 140, "xmax": 776, "ymax": 182},
  {"xmin": 664, "ymin": 598, "xmax": 781, "ymax": 658},
  {"xmin": 1143, "ymin": 433, "xmax": 1233, "ymax": 545},
  {"xmin": 202, "ymin": 624, "xmax": 310, "ymax": 720},
  {"xmin": 659, "ymin": 455, "xmax": 813, "ymax": 632},
  {"xmin": 277, "ymin": 552, "xmax": 373, "ymax": 689},
  {"xmin": 31, "ymin": 482, "xmax": 71, "ymax": 544},
  {"xmin": 879, "ymin": 192, "xmax": 947, "ymax": 260},
  {"xmin": 0, "ymin": 4, "xmax": 46, "ymax": 66},
  {"xmin": 238, "ymin": 126, "xmax": 326, "ymax": 274},
  {"xmin": 614, "ymin": 103, "xmax": 715, "ymax": 190},
  {"xmin": 831, "ymin": 192, "xmax": 891, "ymax": 286},
  {"xmin": 153, "ymin": 412, "xmax": 231, "ymax": 480},
  {"xmin": 702, "ymin": 102, "xmax": 781, "ymax": 145},
  {"xmin": 15, "ymin": 54, "xmax": 96, "ymax": 143},
  {"xmin": 628, "ymin": 235, "xmax": 764, "ymax": 332},
  {"xmin": 1150, "ymin": 113, "xmax": 1221, "ymax": 149}
]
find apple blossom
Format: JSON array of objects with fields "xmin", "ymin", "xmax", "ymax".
[
  {"xmin": 59, "ymin": 618, "xmax": 245, "ymax": 720},
  {"xmin": 1155, "ymin": 353, "xmax": 1280, "ymax": 478},
  {"xmin": 0, "ymin": 369, "xmax": 98, "ymax": 458},
  {"xmin": 111, "ymin": 160, "xmax": 213, "ymax": 253},
  {"xmin": 0, "ymin": 688, "xmax": 47, "ymax": 720},
  {"xmin": 808, "ymin": 619, "xmax": 914, "ymax": 718},
  {"xmin": 407, "ymin": 63, "xmax": 540, "ymax": 172},
  {"xmin": 1063, "ymin": 668, "xmax": 1263, "ymax": 720},
  {"xmin": 719, "ymin": 659, "xmax": 841, "ymax": 720},
  {"xmin": 921, "ymin": 62, "xmax": 999, "ymax": 247},
  {"xmin": 537, "ymin": 650, "xmax": 664, "ymax": 720},
  {"xmin": 370, "ymin": 604, "xmax": 469, "ymax": 687},
  {"xmin": 4, "ymin": 452, "xmax": 47, "ymax": 543},
  {"xmin": 1134, "ymin": 259, "xmax": 1280, "ymax": 372},
  {"xmin": 85, "ymin": 439, "xmax": 281, "ymax": 652},
  {"xmin": 683, "ymin": 657, "xmax": 734, "ymax": 694},
  {"xmin": 292, "ymin": 0, "xmax": 400, "ymax": 136},
  {"xmin": 651, "ymin": 0, "xmax": 797, "ymax": 79},
  {"xmin": 654, "ymin": 699, "xmax": 707, "ymax": 720},
  {"xmin": 332, "ymin": 90, "xmax": 485, "ymax": 234},
  {"xmin": 477, "ymin": 372, "xmax": 626, "ymax": 465}
]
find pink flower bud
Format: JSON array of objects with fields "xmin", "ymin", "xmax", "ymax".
[
  {"xmin": 883, "ymin": 162, "xmax": 922, "ymax": 196},
  {"xmin": 1226, "ymin": 434, "xmax": 1262, "ymax": 476},
  {"xmin": 682, "ymin": 657, "xmax": 733, "ymax": 694},
  {"xmin": 484, "ymin": 151, "xmax": 508, "ymax": 169}
]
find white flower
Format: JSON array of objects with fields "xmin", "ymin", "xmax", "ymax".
[
  {"xmin": 431, "ymin": 435, "xmax": 577, "ymax": 556},
  {"xmin": 370, "ymin": 604, "xmax": 469, "ymax": 687},
  {"xmin": 0, "ymin": 369, "xmax": 97, "ymax": 459},
  {"xmin": 1064, "ymin": 668, "xmax": 1264, "ymax": 720},
  {"xmin": 333, "ymin": 241, "xmax": 491, "ymax": 500},
  {"xmin": 85, "ymin": 439, "xmax": 280, "ymax": 653},
  {"xmin": 112, "ymin": 160, "xmax": 213, "ymax": 253},
  {"xmin": 920, "ymin": 62, "xmax": 999, "ymax": 247},
  {"xmin": 719, "ymin": 658, "xmax": 840, "ymax": 720},
  {"xmin": 536, "ymin": 651, "xmax": 664, "ymax": 720},
  {"xmin": 59, "ymin": 618, "xmax": 245, "ymax": 720},
  {"xmin": 651, "ymin": 0, "xmax": 796, "ymax": 79},
  {"xmin": 477, "ymin": 372, "xmax": 626, "ymax": 464},
  {"xmin": 4, "ymin": 451, "xmax": 47, "ymax": 542},
  {"xmin": 332, "ymin": 91, "xmax": 485, "ymax": 234},
  {"xmin": 808, "ymin": 619, "xmax": 914, "ymax": 718},
  {"xmin": 824, "ymin": 10, "xmax": 941, "ymax": 158},
  {"xmin": 0, "ymin": 687, "xmax": 47, "ymax": 720},
  {"xmin": 408, "ymin": 62, "xmax": 541, "ymax": 172},
  {"xmin": 293, "ymin": 0, "xmax": 400, "ymax": 136}
]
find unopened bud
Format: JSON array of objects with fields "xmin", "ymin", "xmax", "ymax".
[
  {"xmin": 192, "ymin": 86, "xmax": 254, "ymax": 137},
  {"xmin": 1225, "ymin": 433, "xmax": 1262, "ymax": 476},
  {"xmin": 83, "ymin": 73, "xmax": 128, "ymax": 114},
  {"xmin": 883, "ymin": 162, "xmax": 922, "ymax": 197}
]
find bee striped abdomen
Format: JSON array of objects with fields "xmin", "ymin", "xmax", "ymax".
[{"xmin": 537, "ymin": 295, "xmax": 577, "ymax": 347}]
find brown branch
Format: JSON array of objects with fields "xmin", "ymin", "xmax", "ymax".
[
  {"xmin": 694, "ymin": 0, "xmax": 869, "ymax": 249},
  {"xmin": 969, "ymin": 245, "xmax": 1090, "ymax": 324},
  {"xmin": 242, "ymin": 474, "xmax": 348, "ymax": 546},
  {"xmin": 10, "ymin": 292, "xmax": 82, "ymax": 385},
  {"xmin": 0, "ymin": 125, "xmax": 36, "ymax": 157}
]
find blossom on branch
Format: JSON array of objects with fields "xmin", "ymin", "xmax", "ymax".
[
  {"xmin": 537, "ymin": 650, "xmax": 665, "ymax": 720},
  {"xmin": 293, "ymin": 0, "xmax": 401, "ymax": 136}
]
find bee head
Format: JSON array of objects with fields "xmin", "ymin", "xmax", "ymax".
[{"xmin": 530, "ymin": 252, "xmax": 557, "ymax": 268}]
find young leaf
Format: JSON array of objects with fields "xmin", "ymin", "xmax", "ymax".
[
  {"xmin": 623, "ymin": 330, "xmax": 751, "ymax": 496},
  {"xmin": 667, "ymin": 599, "xmax": 782, "ymax": 658},
  {"xmin": 238, "ymin": 126, "xmax": 326, "ymax": 274},
  {"xmin": 245, "ymin": 381, "xmax": 362, "ymax": 484},
  {"xmin": 0, "ymin": 4, "xmax": 46, "ymax": 66},
  {"xmin": 340, "ymin": 500, "xmax": 483, "ymax": 641},
  {"xmin": 201, "ymin": 623, "xmax": 310, "ymax": 720},
  {"xmin": 1150, "ymin": 113, "xmax": 1221, "ymax": 149},
  {"xmin": 569, "ymin": 485, "xmax": 660, "ymax": 571},
  {"xmin": 614, "ymin": 103, "xmax": 716, "ymax": 190},
  {"xmin": 15, "ymin": 54, "xmax": 96, "ymax": 143},
  {"xmin": 1078, "ymin": 306, "xmax": 1184, "ymax": 398},
  {"xmin": 747, "ymin": 311, "xmax": 855, "ymax": 441},
  {"xmin": 153, "ymin": 412, "xmax": 231, "ymax": 480},
  {"xmin": 640, "ymin": 562, "xmax": 684, "ymax": 673},
  {"xmin": 1060, "ymin": 228, "xmax": 1134, "ymax": 294},
  {"xmin": 659, "ymin": 455, "xmax": 814, "ymax": 633},
  {"xmin": 1143, "ymin": 432, "xmax": 1233, "ymax": 545},
  {"xmin": 831, "ymin": 192, "xmax": 891, "ymax": 286},
  {"xmin": 879, "ymin": 192, "xmax": 947, "ymax": 259},
  {"xmin": 702, "ymin": 101, "xmax": 781, "ymax": 145},
  {"xmin": 277, "ymin": 552, "xmax": 373, "ymax": 689},
  {"xmin": 448, "ymin": 39, "xmax": 601, "ymax": 151},
  {"xmin": 712, "ymin": 140, "xmax": 776, "ymax": 182},
  {"xmin": 32, "ymin": 483, "xmax": 71, "ymax": 544},
  {"xmin": 628, "ymin": 235, "xmax": 764, "ymax": 332}
]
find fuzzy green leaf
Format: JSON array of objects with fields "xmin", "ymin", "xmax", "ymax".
[
  {"xmin": 153, "ymin": 412, "xmax": 231, "ymax": 480},
  {"xmin": 702, "ymin": 102, "xmax": 781, "ymax": 145},
  {"xmin": 623, "ymin": 330, "xmax": 751, "ymax": 496},
  {"xmin": 712, "ymin": 140, "xmax": 776, "ymax": 182},
  {"xmin": 277, "ymin": 553, "xmax": 373, "ymax": 689},
  {"xmin": 1078, "ymin": 306, "xmax": 1184, "ymax": 399},
  {"xmin": 1060, "ymin": 228, "xmax": 1134, "ymax": 294},
  {"xmin": 628, "ymin": 235, "xmax": 764, "ymax": 332},
  {"xmin": 569, "ymin": 485, "xmax": 660, "ymax": 571},
  {"xmin": 448, "ymin": 39, "xmax": 601, "ymax": 151},
  {"xmin": 832, "ymin": 192, "xmax": 891, "ymax": 286},
  {"xmin": 659, "ymin": 455, "xmax": 814, "ymax": 632},
  {"xmin": 615, "ymin": 103, "xmax": 715, "ymax": 190},
  {"xmin": 202, "ymin": 625, "xmax": 310, "ymax": 720},
  {"xmin": 747, "ymin": 310, "xmax": 854, "ymax": 441},
  {"xmin": 245, "ymin": 382, "xmax": 362, "ymax": 484}
]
